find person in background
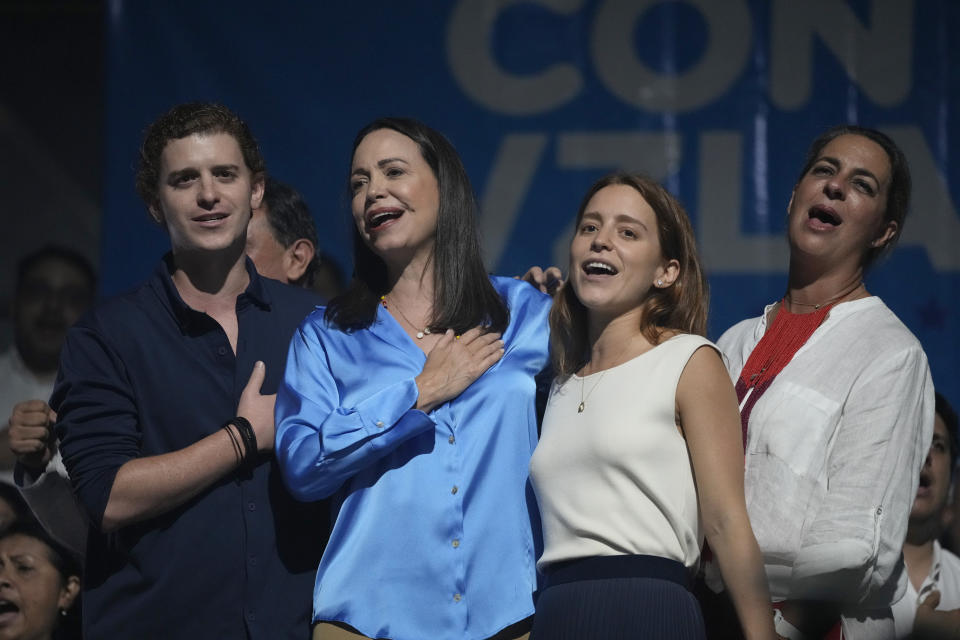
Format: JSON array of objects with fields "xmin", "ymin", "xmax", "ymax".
[
  {"xmin": 0, "ymin": 247, "xmax": 95, "ymax": 476},
  {"xmin": 892, "ymin": 392, "xmax": 960, "ymax": 638},
  {"xmin": 706, "ymin": 125, "xmax": 934, "ymax": 639},
  {"xmin": 0, "ymin": 520, "xmax": 81, "ymax": 640},
  {"xmin": 246, "ymin": 177, "xmax": 321, "ymax": 288}
]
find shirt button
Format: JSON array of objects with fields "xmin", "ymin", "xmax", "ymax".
[
  {"xmin": 248, "ymin": 502, "xmax": 256, "ymax": 511},
  {"xmin": 217, "ymin": 346, "xmax": 227, "ymax": 356},
  {"xmin": 452, "ymin": 539, "xmax": 460, "ymax": 548},
  {"xmin": 448, "ymin": 435, "xmax": 455, "ymax": 444},
  {"xmin": 249, "ymin": 555, "xmax": 258, "ymax": 566},
  {"xmin": 376, "ymin": 421, "xmax": 384, "ymax": 428},
  {"xmin": 453, "ymin": 593, "xmax": 462, "ymax": 602},
  {"xmin": 451, "ymin": 486, "xmax": 458, "ymax": 495},
  {"xmin": 246, "ymin": 609, "xmax": 256, "ymax": 621}
]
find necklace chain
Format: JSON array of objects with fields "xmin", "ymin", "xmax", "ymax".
[
  {"xmin": 785, "ymin": 280, "xmax": 863, "ymax": 311},
  {"xmin": 381, "ymin": 295, "xmax": 431, "ymax": 340},
  {"xmin": 578, "ymin": 369, "xmax": 608, "ymax": 413}
]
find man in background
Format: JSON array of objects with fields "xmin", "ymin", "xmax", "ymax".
[
  {"xmin": 246, "ymin": 176, "xmax": 319, "ymax": 287},
  {"xmin": 893, "ymin": 393, "xmax": 960, "ymax": 637},
  {"xmin": 0, "ymin": 246, "xmax": 95, "ymax": 475}
]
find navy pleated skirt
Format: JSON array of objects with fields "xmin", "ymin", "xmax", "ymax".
[{"xmin": 530, "ymin": 555, "xmax": 706, "ymax": 640}]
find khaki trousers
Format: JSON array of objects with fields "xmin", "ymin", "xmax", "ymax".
[{"xmin": 313, "ymin": 618, "xmax": 532, "ymax": 640}]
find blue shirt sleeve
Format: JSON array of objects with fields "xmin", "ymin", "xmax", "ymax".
[{"xmin": 275, "ymin": 315, "xmax": 437, "ymax": 500}]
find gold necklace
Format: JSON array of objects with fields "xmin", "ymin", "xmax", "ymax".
[
  {"xmin": 381, "ymin": 295, "xmax": 431, "ymax": 339},
  {"xmin": 785, "ymin": 280, "xmax": 863, "ymax": 311},
  {"xmin": 578, "ymin": 369, "xmax": 608, "ymax": 413}
]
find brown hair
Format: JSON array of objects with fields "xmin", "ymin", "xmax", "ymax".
[
  {"xmin": 135, "ymin": 102, "xmax": 266, "ymax": 214},
  {"xmin": 549, "ymin": 173, "xmax": 708, "ymax": 376}
]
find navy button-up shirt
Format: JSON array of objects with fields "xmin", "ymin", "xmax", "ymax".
[{"xmin": 54, "ymin": 256, "xmax": 327, "ymax": 639}]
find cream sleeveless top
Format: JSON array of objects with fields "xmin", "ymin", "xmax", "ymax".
[{"xmin": 530, "ymin": 333, "xmax": 716, "ymax": 571}]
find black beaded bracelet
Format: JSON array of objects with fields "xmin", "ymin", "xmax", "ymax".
[{"xmin": 224, "ymin": 416, "xmax": 258, "ymax": 472}]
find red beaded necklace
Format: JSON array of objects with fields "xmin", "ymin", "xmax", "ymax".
[{"xmin": 735, "ymin": 301, "xmax": 834, "ymax": 446}]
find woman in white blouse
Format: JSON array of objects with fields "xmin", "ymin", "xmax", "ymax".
[
  {"xmin": 708, "ymin": 125, "xmax": 935, "ymax": 639},
  {"xmin": 528, "ymin": 173, "xmax": 775, "ymax": 640}
]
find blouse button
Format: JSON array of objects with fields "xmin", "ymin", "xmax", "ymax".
[
  {"xmin": 453, "ymin": 593, "xmax": 462, "ymax": 602},
  {"xmin": 451, "ymin": 486, "xmax": 458, "ymax": 495},
  {"xmin": 375, "ymin": 421, "xmax": 384, "ymax": 428},
  {"xmin": 452, "ymin": 539, "xmax": 460, "ymax": 548},
  {"xmin": 448, "ymin": 435, "xmax": 455, "ymax": 444}
]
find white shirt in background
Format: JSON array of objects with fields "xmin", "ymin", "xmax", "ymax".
[{"xmin": 891, "ymin": 540, "xmax": 960, "ymax": 638}]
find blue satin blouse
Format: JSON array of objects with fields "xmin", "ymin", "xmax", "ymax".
[{"xmin": 275, "ymin": 276, "xmax": 551, "ymax": 640}]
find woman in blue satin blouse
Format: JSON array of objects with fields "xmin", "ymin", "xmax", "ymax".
[{"xmin": 275, "ymin": 117, "xmax": 551, "ymax": 640}]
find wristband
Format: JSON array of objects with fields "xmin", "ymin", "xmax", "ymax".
[
  {"xmin": 223, "ymin": 421, "xmax": 243, "ymax": 463},
  {"xmin": 224, "ymin": 416, "xmax": 258, "ymax": 472}
]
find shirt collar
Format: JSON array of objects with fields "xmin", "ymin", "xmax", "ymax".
[
  {"xmin": 756, "ymin": 295, "xmax": 884, "ymax": 337},
  {"xmin": 151, "ymin": 253, "xmax": 272, "ymax": 330}
]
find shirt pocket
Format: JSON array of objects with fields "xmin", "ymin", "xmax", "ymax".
[{"xmin": 749, "ymin": 380, "xmax": 842, "ymax": 477}]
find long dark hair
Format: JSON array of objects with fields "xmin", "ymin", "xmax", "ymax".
[
  {"xmin": 796, "ymin": 125, "xmax": 911, "ymax": 269},
  {"xmin": 326, "ymin": 117, "xmax": 508, "ymax": 334},
  {"xmin": 550, "ymin": 173, "xmax": 708, "ymax": 377}
]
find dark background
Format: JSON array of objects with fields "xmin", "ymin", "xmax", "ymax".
[{"xmin": 0, "ymin": 0, "xmax": 105, "ymax": 345}]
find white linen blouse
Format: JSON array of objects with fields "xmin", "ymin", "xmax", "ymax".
[{"xmin": 717, "ymin": 296, "xmax": 934, "ymax": 638}]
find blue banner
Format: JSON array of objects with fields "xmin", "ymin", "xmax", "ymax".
[{"xmin": 102, "ymin": 0, "xmax": 960, "ymax": 404}]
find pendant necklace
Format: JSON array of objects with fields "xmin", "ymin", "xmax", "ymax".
[
  {"xmin": 785, "ymin": 280, "xmax": 863, "ymax": 311},
  {"xmin": 578, "ymin": 369, "xmax": 608, "ymax": 413},
  {"xmin": 381, "ymin": 295, "xmax": 431, "ymax": 339}
]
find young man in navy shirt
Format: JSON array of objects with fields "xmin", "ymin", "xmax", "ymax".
[{"xmin": 52, "ymin": 103, "xmax": 325, "ymax": 638}]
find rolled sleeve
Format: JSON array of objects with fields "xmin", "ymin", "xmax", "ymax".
[
  {"xmin": 52, "ymin": 324, "xmax": 142, "ymax": 529},
  {"xmin": 790, "ymin": 345, "xmax": 934, "ymax": 604}
]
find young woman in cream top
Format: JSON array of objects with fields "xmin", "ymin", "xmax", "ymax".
[{"xmin": 529, "ymin": 173, "xmax": 775, "ymax": 640}]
